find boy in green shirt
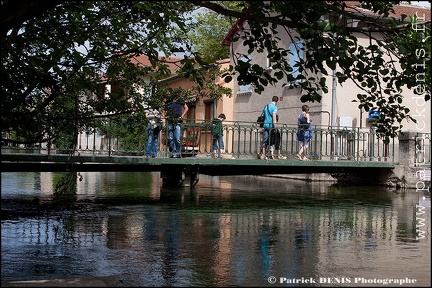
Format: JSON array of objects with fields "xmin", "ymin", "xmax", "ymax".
[{"xmin": 211, "ymin": 114, "xmax": 226, "ymax": 158}]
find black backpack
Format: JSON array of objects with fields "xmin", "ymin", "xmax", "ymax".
[
  {"xmin": 257, "ymin": 105, "xmax": 278, "ymax": 127},
  {"xmin": 257, "ymin": 113, "xmax": 265, "ymax": 127},
  {"xmin": 298, "ymin": 115, "xmax": 310, "ymax": 129}
]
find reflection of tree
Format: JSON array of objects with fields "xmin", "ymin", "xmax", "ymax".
[
  {"xmin": 52, "ymin": 214, "xmax": 77, "ymax": 244},
  {"xmin": 52, "ymin": 171, "xmax": 78, "ymax": 202}
]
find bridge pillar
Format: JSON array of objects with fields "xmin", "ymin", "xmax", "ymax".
[
  {"xmin": 389, "ymin": 131, "xmax": 431, "ymax": 189},
  {"xmin": 398, "ymin": 131, "xmax": 417, "ymax": 165},
  {"xmin": 161, "ymin": 165, "xmax": 199, "ymax": 188}
]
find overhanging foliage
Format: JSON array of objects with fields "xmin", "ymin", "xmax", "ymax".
[{"xmin": 1, "ymin": 1, "xmax": 430, "ymax": 145}]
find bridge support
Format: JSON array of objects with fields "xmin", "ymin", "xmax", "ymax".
[
  {"xmin": 161, "ymin": 165, "xmax": 199, "ymax": 188},
  {"xmin": 331, "ymin": 131, "xmax": 431, "ymax": 189},
  {"xmin": 389, "ymin": 131, "xmax": 431, "ymax": 189}
]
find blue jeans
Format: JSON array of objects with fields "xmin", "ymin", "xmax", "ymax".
[
  {"xmin": 146, "ymin": 123, "xmax": 159, "ymax": 157},
  {"xmin": 212, "ymin": 135, "xmax": 224, "ymax": 152},
  {"xmin": 168, "ymin": 122, "xmax": 182, "ymax": 156},
  {"xmin": 260, "ymin": 128, "xmax": 270, "ymax": 150}
]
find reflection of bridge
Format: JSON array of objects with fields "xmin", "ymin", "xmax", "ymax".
[{"xmin": 1, "ymin": 123, "xmax": 397, "ymax": 186}]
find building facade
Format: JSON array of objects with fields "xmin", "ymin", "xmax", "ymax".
[{"xmin": 222, "ymin": 3, "xmax": 430, "ymax": 134}]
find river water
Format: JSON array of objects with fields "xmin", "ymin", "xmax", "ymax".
[{"xmin": 1, "ymin": 171, "xmax": 430, "ymax": 287}]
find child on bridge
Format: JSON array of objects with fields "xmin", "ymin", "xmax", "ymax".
[{"xmin": 211, "ymin": 113, "xmax": 226, "ymax": 158}]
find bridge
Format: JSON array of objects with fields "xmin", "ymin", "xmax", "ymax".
[
  {"xmin": 2, "ymin": 122, "xmax": 398, "ymax": 186},
  {"xmin": 0, "ymin": 152, "xmax": 393, "ymax": 175},
  {"xmin": 1, "ymin": 151, "xmax": 394, "ymax": 187}
]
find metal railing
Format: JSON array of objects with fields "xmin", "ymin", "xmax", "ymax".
[
  {"xmin": 213, "ymin": 123, "xmax": 395, "ymax": 162},
  {"xmin": 2, "ymin": 121, "xmax": 398, "ymax": 163}
]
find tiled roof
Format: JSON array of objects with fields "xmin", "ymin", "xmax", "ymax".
[
  {"xmin": 344, "ymin": 1, "xmax": 431, "ymax": 20},
  {"xmin": 129, "ymin": 54, "xmax": 183, "ymax": 74},
  {"xmin": 222, "ymin": 2, "xmax": 430, "ymax": 45}
]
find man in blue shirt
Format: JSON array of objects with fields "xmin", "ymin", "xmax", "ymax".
[{"xmin": 259, "ymin": 96, "xmax": 279, "ymax": 160}]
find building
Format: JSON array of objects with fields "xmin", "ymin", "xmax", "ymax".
[{"xmin": 221, "ymin": 2, "xmax": 430, "ymax": 135}]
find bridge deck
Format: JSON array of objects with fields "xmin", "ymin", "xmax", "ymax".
[{"xmin": 1, "ymin": 153, "xmax": 394, "ymax": 176}]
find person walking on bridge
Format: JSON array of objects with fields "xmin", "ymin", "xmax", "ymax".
[
  {"xmin": 296, "ymin": 104, "xmax": 313, "ymax": 161},
  {"xmin": 269, "ymin": 115, "xmax": 286, "ymax": 160},
  {"xmin": 145, "ymin": 105, "xmax": 162, "ymax": 158},
  {"xmin": 258, "ymin": 96, "xmax": 279, "ymax": 160}
]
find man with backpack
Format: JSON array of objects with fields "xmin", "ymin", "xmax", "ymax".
[{"xmin": 258, "ymin": 96, "xmax": 279, "ymax": 160}]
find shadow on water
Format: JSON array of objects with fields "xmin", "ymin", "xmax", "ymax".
[
  {"xmin": 156, "ymin": 175, "xmax": 395, "ymax": 212},
  {"xmin": 1, "ymin": 172, "xmax": 395, "ymax": 220}
]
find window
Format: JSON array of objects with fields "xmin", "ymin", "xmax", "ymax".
[
  {"xmin": 185, "ymin": 105, "xmax": 196, "ymax": 123},
  {"xmin": 238, "ymin": 54, "xmax": 252, "ymax": 92},
  {"xmin": 104, "ymin": 84, "xmax": 111, "ymax": 98},
  {"xmin": 204, "ymin": 99, "xmax": 215, "ymax": 122},
  {"xmin": 289, "ymin": 40, "xmax": 304, "ymax": 80},
  {"xmin": 266, "ymin": 53, "xmax": 273, "ymax": 69}
]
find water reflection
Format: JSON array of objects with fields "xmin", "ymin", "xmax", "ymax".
[{"xmin": 1, "ymin": 172, "xmax": 431, "ymax": 287}]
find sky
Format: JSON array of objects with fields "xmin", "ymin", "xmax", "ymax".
[{"xmin": 412, "ymin": 1, "xmax": 431, "ymax": 7}]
